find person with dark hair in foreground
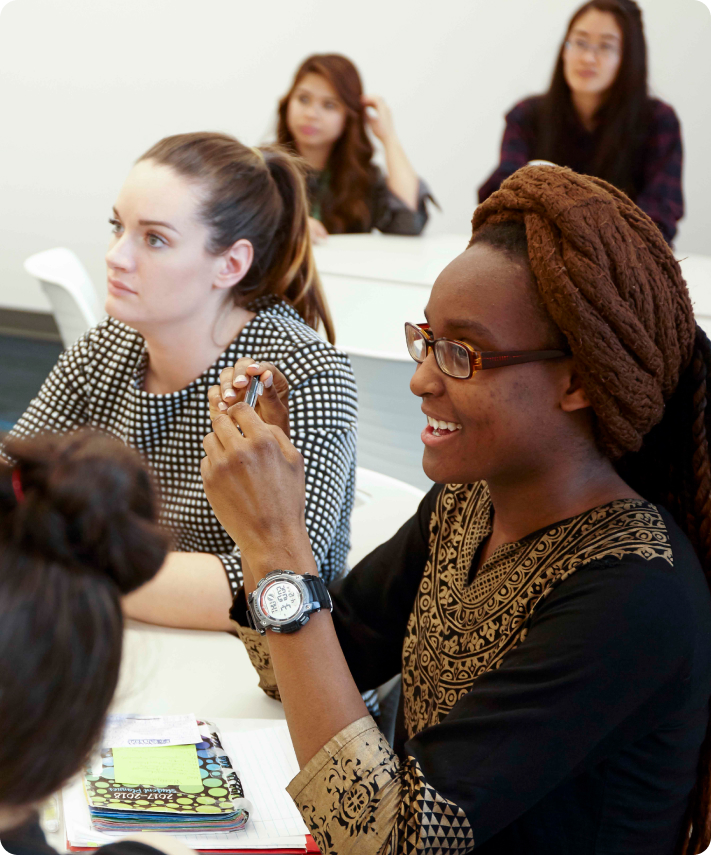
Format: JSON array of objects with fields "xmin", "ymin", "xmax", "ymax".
[
  {"xmin": 0, "ymin": 432, "xmax": 193, "ymax": 855},
  {"xmin": 203, "ymin": 166, "xmax": 711, "ymax": 853},
  {"xmin": 478, "ymin": 0, "xmax": 683, "ymax": 244},
  {"xmin": 277, "ymin": 53, "xmax": 432, "ymax": 241}
]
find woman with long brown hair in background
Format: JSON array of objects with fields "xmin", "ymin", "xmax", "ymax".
[
  {"xmin": 6, "ymin": 132, "xmax": 357, "ymax": 633},
  {"xmin": 277, "ymin": 53, "xmax": 433, "ymax": 241},
  {"xmin": 479, "ymin": 0, "xmax": 683, "ymax": 244}
]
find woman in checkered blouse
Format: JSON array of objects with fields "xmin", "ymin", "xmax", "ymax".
[{"xmin": 8, "ymin": 132, "xmax": 357, "ymax": 630}]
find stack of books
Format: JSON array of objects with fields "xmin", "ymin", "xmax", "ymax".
[
  {"xmin": 83, "ymin": 717, "xmax": 250, "ymax": 835},
  {"xmin": 64, "ymin": 716, "xmax": 313, "ymax": 852}
]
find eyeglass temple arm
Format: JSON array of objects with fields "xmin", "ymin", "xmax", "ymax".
[{"xmin": 479, "ymin": 350, "xmax": 568, "ymax": 369}]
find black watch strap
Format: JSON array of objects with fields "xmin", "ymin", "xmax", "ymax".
[
  {"xmin": 302, "ymin": 573, "xmax": 332, "ymax": 610},
  {"xmin": 229, "ymin": 586, "xmax": 249, "ymax": 626}
]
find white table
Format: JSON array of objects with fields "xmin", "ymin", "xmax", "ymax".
[
  {"xmin": 315, "ymin": 235, "xmax": 711, "ymax": 358},
  {"xmin": 113, "ymin": 622, "xmax": 284, "ymax": 719},
  {"xmin": 315, "ymin": 234, "xmax": 469, "ymax": 487},
  {"xmin": 315, "ymin": 233, "xmax": 468, "ymax": 360}
]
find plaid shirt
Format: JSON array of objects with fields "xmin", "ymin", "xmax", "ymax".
[{"xmin": 478, "ymin": 97, "xmax": 683, "ymax": 244}]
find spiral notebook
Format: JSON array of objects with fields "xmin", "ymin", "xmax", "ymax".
[
  {"xmin": 63, "ymin": 719, "xmax": 312, "ymax": 851},
  {"xmin": 83, "ymin": 720, "xmax": 251, "ymax": 834}
]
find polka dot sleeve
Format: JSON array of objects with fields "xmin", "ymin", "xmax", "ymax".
[
  {"xmin": 284, "ymin": 343, "xmax": 357, "ymax": 581},
  {"xmin": 7, "ymin": 332, "xmax": 92, "ymax": 442}
]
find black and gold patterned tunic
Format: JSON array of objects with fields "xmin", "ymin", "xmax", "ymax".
[{"xmin": 233, "ymin": 481, "xmax": 711, "ymax": 855}]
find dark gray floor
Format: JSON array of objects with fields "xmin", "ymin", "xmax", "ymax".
[{"xmin": 0, "ymin": 335, "xmax": 62, "ymax": 431}]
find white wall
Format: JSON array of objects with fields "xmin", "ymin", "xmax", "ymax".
[{"xmin": 0, "ymin": 0, "xmax": 709, "ymax": 312}]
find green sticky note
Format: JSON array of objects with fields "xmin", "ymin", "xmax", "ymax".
[{"xmin": 113, "ymin": 744, "xmax": 203, "ymax": 787}]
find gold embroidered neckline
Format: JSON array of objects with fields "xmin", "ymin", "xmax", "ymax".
[
  {"xmin": 463, "ymin": 483, "xmax": 659, "ymax": 584},
  {"xmin": 401, "ymin": 482, "xmax": 672, "ymax": 737}
]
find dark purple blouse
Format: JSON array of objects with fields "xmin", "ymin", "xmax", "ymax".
[{"xmin": 478, "ymin": 96, "xmax": 684, "ymax": 244}]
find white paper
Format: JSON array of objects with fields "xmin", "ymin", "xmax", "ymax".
[
  {"xmin": 102, "ymin": 713, "xmax": 202, "ymax": 748},
  {"xmin": 64, "ymin": 720, "xmax": 308, "ymax": 851},
  {"xmin": 220, "ymin": 723, "xmax": 309, "ymax": 844}
]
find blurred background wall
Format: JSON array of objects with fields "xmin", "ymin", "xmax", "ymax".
[{"xmin": 0, "ymin": 0, "xmax": 709, "ymax": 313}]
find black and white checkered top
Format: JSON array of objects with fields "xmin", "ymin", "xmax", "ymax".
[{"xmin": 8, "ymin": 297, "xmax": 357, "ymax": 593}]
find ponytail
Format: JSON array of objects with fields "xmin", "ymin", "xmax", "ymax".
[
  {"xmin": 138, "ymin": 133, "xmax": 335, "ymax": 344},
  {"xmin": 261, "ymin": 147, "xmax": 335, "ymax": 343},
  {"xmin": 0, "ymin": 431, "xmax": 169, "ymax": 806}
]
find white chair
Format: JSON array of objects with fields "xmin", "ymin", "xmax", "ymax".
[
  {"xmin": 350, "ymin": 467, "xmax": 425, "ymax": 730},
  {"xmin": 348, "ymin": 350, "xmax": 433, "ymax": 492},
  {"xmin": 24, "ymin": 247, "xmax": 102, "ymax": 347},
  {"xmin": 350, "ymin": 466, "xmax": 425, "ymax": 567}
]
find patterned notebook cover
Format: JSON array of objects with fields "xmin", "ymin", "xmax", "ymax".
[{"xmin": 83, "ymin": 720, "xmax": 251, "ymax": 833}]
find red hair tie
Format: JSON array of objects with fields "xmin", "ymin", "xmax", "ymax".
[{"xmin": 11, "ymin": 469, "xmax": 25, "ymax": 504}]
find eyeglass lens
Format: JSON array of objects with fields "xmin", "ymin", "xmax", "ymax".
[
  {"xmin": 436, "ymin": 341, "xmax": 470, "ymax": 378},
  {"xmin": 565, "ymin": 37, "xmax": 618, "ymax": 58},
  {"xmin": 406, "ymin": 325, "xmax": 427, "ymax": 361},
  {"xmin": 405, "ymin": 325, "xmax": 471, "ymax": 379}
]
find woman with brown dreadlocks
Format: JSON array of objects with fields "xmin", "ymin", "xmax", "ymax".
[{"xmin": 200, "ymin": 164, "xmax": 711, "ymax": 854}]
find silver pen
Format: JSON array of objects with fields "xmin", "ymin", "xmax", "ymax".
[{"xmin": 244, "ymin": 375, "xmax": 262, "ymax": 408}]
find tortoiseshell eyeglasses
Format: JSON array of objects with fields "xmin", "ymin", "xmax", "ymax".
[{"xmin": 405, "ymin": 322, "xmax": 568, "ymax": 380}]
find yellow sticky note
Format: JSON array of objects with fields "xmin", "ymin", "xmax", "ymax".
[{"xmin": 113, "ymin": 744, "xmax": 203, "ymax": 787}]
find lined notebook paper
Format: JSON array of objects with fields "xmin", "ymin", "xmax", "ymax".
[{"xmin": 64, "ymin": 719, "xmax": 308, "ymax": 851}]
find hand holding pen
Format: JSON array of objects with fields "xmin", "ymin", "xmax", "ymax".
[
  {"xmin": 208, "ymin": 357, "xmax": 291, "ymax": 438},
  {"xmin": 203, "ymin": 357, "xmax": 306, "ymax": 564}
]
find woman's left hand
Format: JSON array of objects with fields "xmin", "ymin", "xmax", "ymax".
[
  {"xmin": 210, "ymin": 358, "xmax": 290, "ymax": 439},
  {"xmin": 201, "ymin": 403, "xmax": 313, "ymax": 573},
  {"xmin": 361, "ymin": 94, "xmax": 396, "ymax": 143}
]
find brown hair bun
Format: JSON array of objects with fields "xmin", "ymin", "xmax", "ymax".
[
  {"xmin": 0, "ymin": 430, "xmax": 170, "ymax": 807},
  {"xmin": 1, "ymin": 430, "xmax": 169, "ymax": 595}
]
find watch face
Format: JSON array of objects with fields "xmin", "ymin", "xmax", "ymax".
[{"xmin": 260, "ymin": 578, "xmax": 303, "ymax": 623}]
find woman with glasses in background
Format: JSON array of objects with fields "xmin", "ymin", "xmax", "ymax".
[{"xmin": 478, "ymin": 0, "xmax": 683, "ymax": 244}]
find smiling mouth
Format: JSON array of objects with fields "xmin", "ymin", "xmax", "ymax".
[{"xmin": 426, "ymin": 415, "xmax": 462, "ymax": 437}]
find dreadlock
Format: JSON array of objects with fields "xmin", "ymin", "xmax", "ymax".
[{"xmin": 469, "ymin": 164, "xmax": 711, "ymax": 854}]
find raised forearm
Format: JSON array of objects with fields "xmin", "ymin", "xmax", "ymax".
[
  {"xmin": 268, "ymin": 612, "xmax": 369, "ymax": 767},
  {"xmin": 245, "ymin": 544, "xmax": 368, "ymax": 768},
  {"xmin": 382, "ymin": 135, "xmax": 419, "ymax": 210},
  {"xmin": 202, "ymin": 405, "xmax": 369, "ymax": 766}
]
